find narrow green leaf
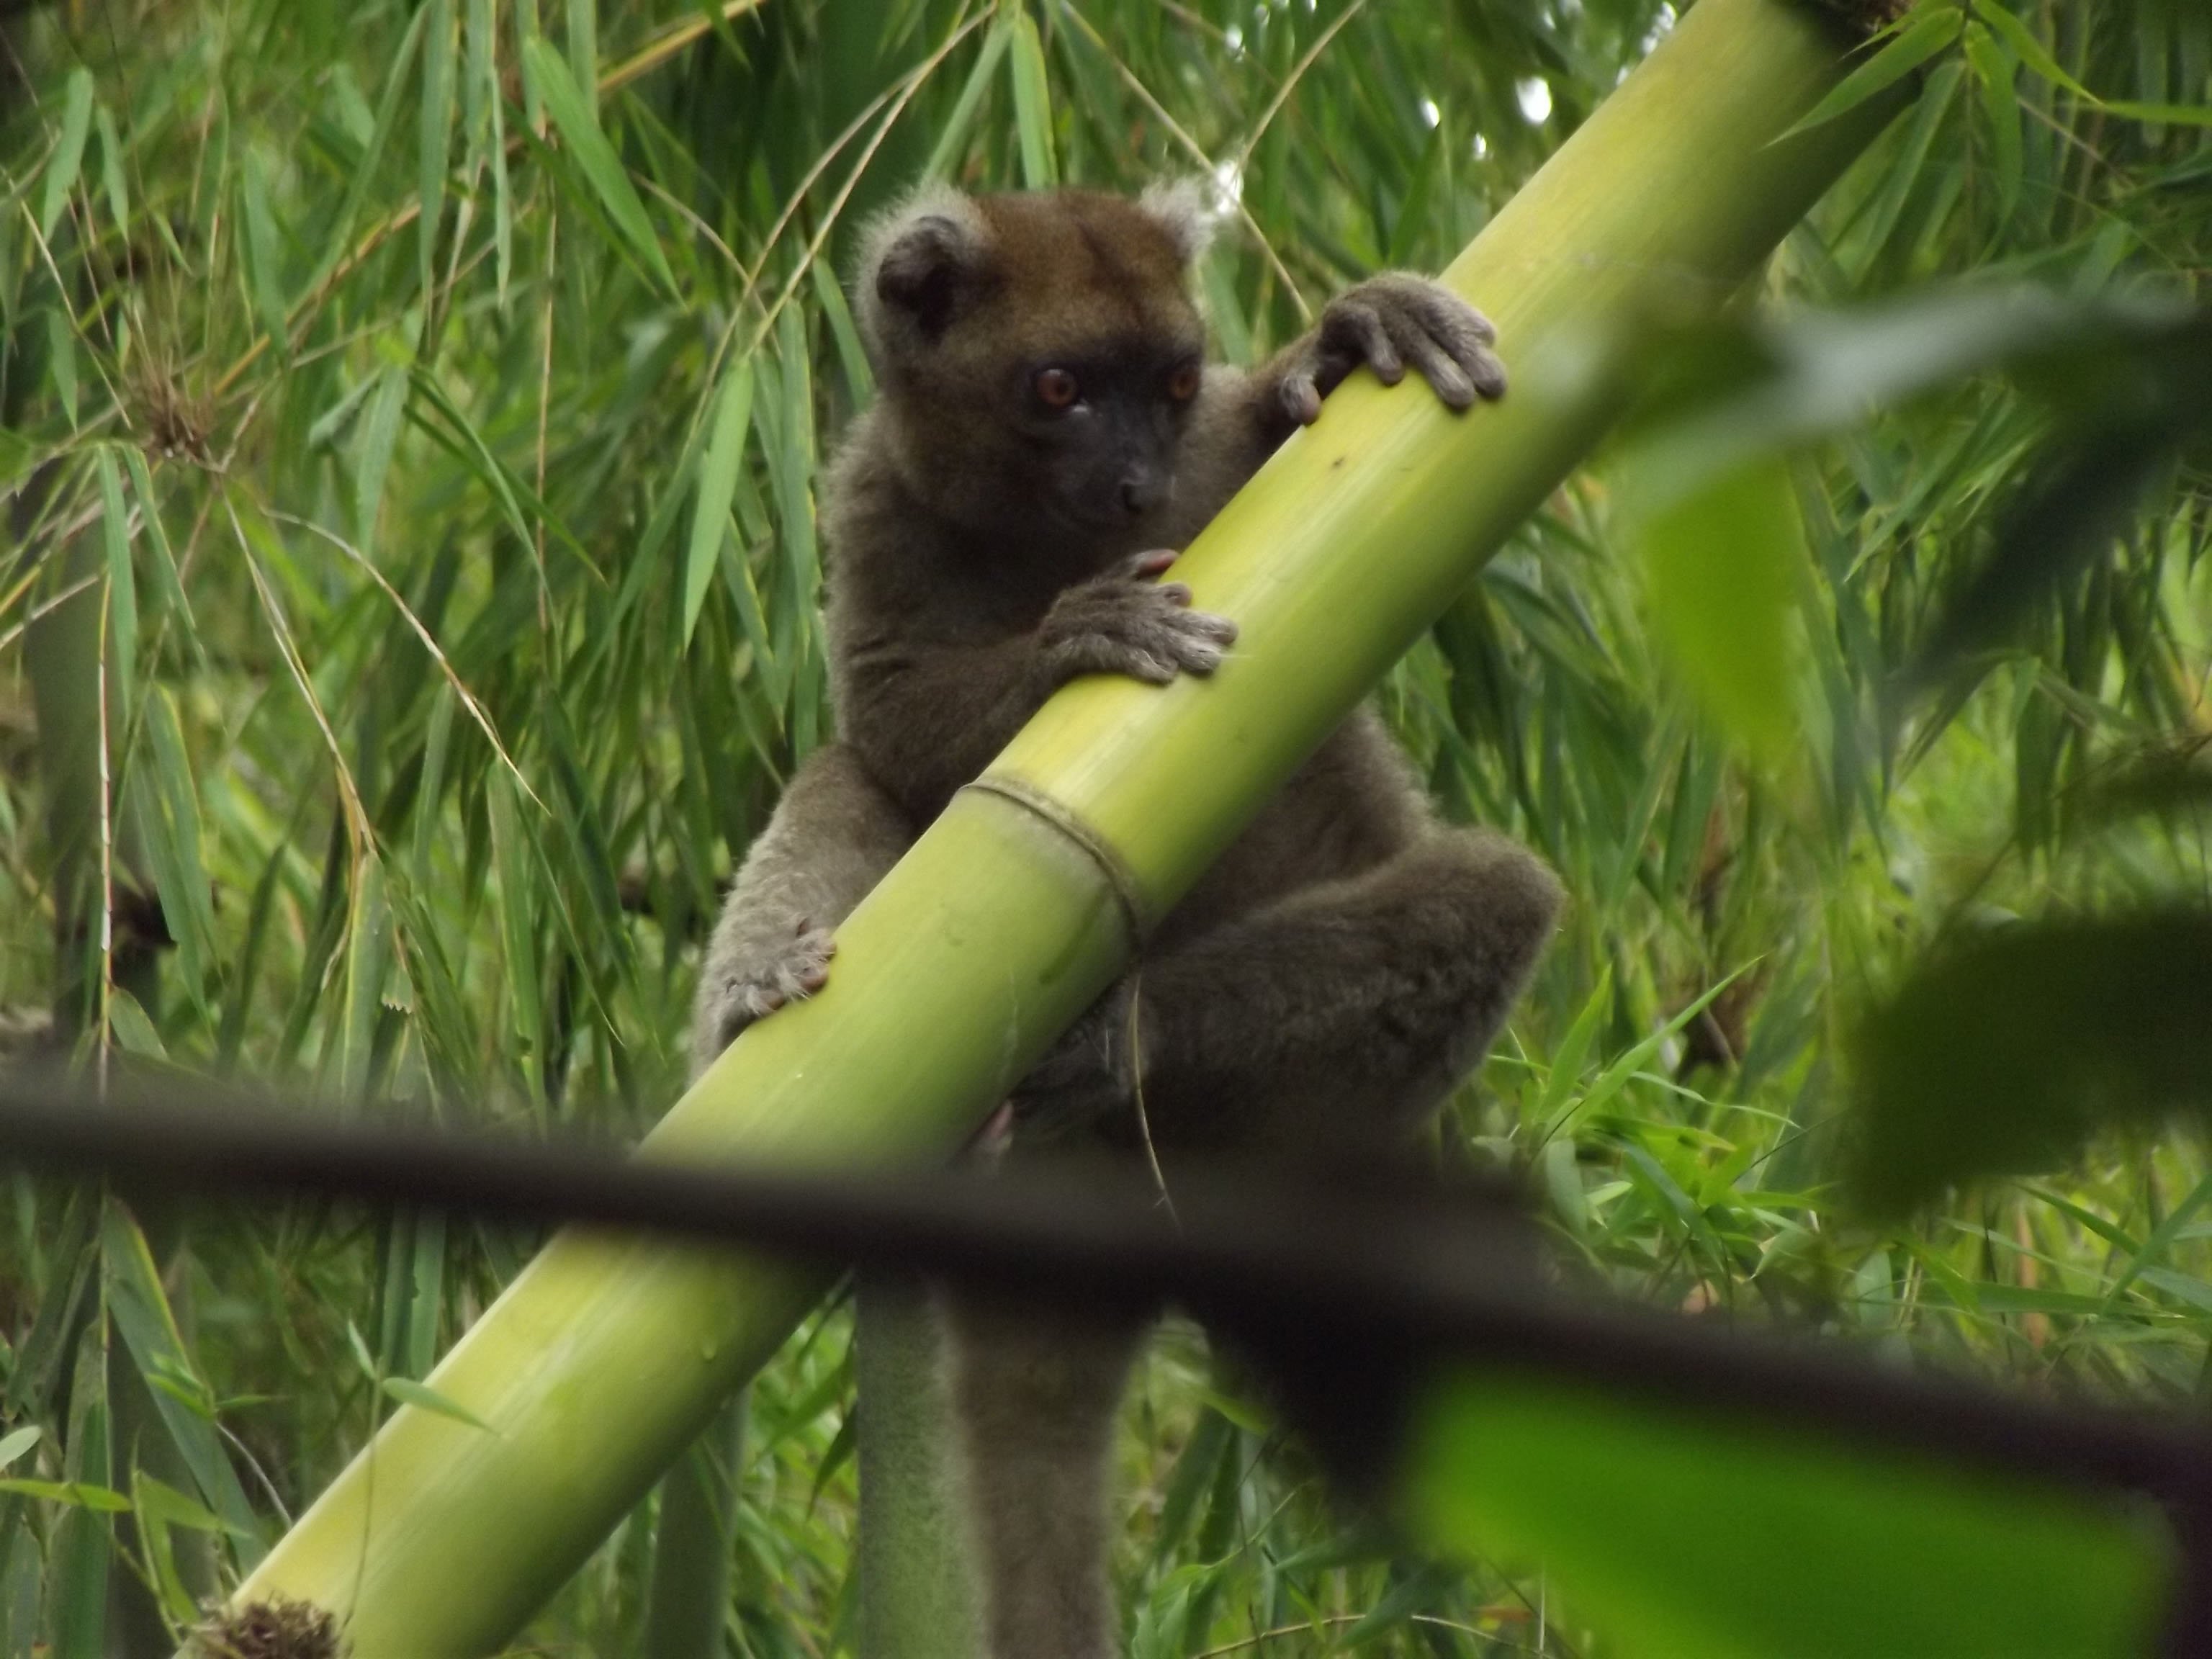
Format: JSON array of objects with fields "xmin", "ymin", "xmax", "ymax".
[
  {"xmin": 407, "ymin": 367, "xmax": 561, "ymax": 573},
  {"xmin": 811, "ymin": 258, "xmax": 874, "ymax": 407},
  {"xmin": 101, "ymin": 1202, "xmax": 264, "ymax": 1560},
  {"xmin": 0, "ymin": 1426, "xmax": 40, "ymax": 1471},
  {"xmin": 138, "ymin": 690, "xmax": 216, "ymax": 997},
  {"xmin": 381, "ymin": 1377, "xmax": 493, "ymax": 1432},
  {"xmin": 354, "ymin": 366, "xmax": 410, "ymax": 554},
  {"xmin": 521, "ymin": 37, "xmax": 678, "ymax": 298},
  {"xmin": 121, "ymin": 447, "xmax": 201, "ymax": 666},
  {"xmin": 1008, "ymin": 9, "xmax": 1058, "ymax": 189},
  {"xmin": 1535, "ymin": 968, "xmax": 1612, "ymax": 1122},
  {"xmin": 239, "ymin": 149, "xmax": 291, "ymax": 355},
  {"xmin": 2098, "ymin": 1170, "xmax": 2212, "ymax": 1314},
  {"xmin": 1544, "ymin": 971, "xmax": 1745, "ymax": 1143},
  {"xmin": 1965, "ymin": 24, "xmax": 2021, "ymax": 222},
  {"xmin": 685, "ymin": 356, "xmax": 755, "ymax": 647},
  {"xmin": 47, "ymin": 308, "xmax": 78, "ymax": 426},
  {"xmin": 1974, "ymin": 2, "xmax": 2092, "ymax": 100},
  {"xmin": 132, "ymin": 1473, "xmax": 250, "ymax": 1536},
  {"xmin": 345, "ymin": 1320, "xmax": 379, "ymax": 1383},
  {"xmin": 567, "ymin": 0, "xmax": 598, "ymax": 102},
  {"xmin": 485, "ymin": 771, "xmax": 543, "ymax": 1099},
  {"xmin": 513, "ymin": 0, "xmax": 544, "ymax": 131},
  {"xmin": 467, "ymin": 0, "xmax": 513, "ymax": 305},
  {"xmin": 106, "ymin": 986, "xmax": 164, "ymax": 1058},
  {"xmin": 924, "ymin": 19, "xmax": 1012, "ymax": 182},
  {"xmin": 1777, "ymin": 5, "xmax": 1959, "ymax": 140},
  {"xmin": 313, "ymin": 3, "xmax": 431, "ymax": 294},
  {"xmin": 405, "ymin": 1213, "xmax": 446, "ymax": 1380},
  {"xmin": 2099, "ymin": 99, "xmax": 2212, "ymax": 130},
  {"xmin": 338, "ymin": 853, "xmax": 392, "ymax": 1098},
  {"xmin": 419, "ymin": 0, "xmax": 457, "ymax": 304},
  {"xmin": 0, "ymin": 1478, "xmax": 132, "ymax": 1513},
  {"xmin": 51, "ymin": 1320, "xmax": 112, "ymax": 1659},
  {"xmin": 37, "ymin": 68, "xmax": 94, "ymax": 242},
  {"xmin": 768, "ymin": 307, "xmax": 820, "ymax": 677},
  {"xmin": 92, "ymin": 104, "xmax": 129, "ymax": 242}
]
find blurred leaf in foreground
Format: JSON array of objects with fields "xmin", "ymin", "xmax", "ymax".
[
  {"xmin": 1852, "ymin": 913, "xmax": 2212, "ymax": 1215},
  {"xmin": 1626, "ymin": 455, "xmax": 1805, "ymax": 762},
  {"xmin": 1404, "ymin": 1367, "xmax": 2172, "ymax": 1659}
]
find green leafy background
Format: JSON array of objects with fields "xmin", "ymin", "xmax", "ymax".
[{"xmin": 1, "ymin": 0, "xmax": 2208, "ymax": 1653}]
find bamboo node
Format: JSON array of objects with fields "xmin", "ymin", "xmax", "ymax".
[{"xmin": 962, "ymin": 774, "xmax": 1154, "ymax": 940}]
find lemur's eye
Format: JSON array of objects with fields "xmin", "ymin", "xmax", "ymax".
[
  {"xmin": 1166, "ymin": 361, "xmax": 1201, "ymax": 403},
  {"xmin": 1034, "ymin": 367, "xmax": 1081, "ymax": 409}
]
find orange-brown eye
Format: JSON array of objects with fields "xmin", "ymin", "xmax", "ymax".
[
  {"xmin": 1035, "ymin": 367, "xmax": 1080, "ymax": 409},
  {"xmin": 1166, "ymin": 362, "xmax": 1201, "ymax": 403}
]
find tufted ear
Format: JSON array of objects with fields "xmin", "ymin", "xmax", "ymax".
[
  {"xmin": 1137, "ymin": 177, "xmax": 1220, "ymax": 266},
  {"xmin": 861, "ymin": 184, "xmax": 991, "ymax": 348}
]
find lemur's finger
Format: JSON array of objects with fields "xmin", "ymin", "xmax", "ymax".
[{"xmin": 1326, "ymin": 300, "xmax": 1405, "ymax": 385}]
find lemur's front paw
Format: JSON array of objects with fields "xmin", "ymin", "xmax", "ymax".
[
  {"xmin": 1040, "ymin": 551, "xmax": 1238, "ymax": 688},
  {"xmin": 1277, "ymin": 274, "xmax": 1506, "ymax": 424},
  {"xmin": 703, "ymin": 921, "xmax": 837, "ymax": 1051}
]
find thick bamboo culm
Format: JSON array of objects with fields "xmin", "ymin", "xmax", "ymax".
[{"xmin": 228, "ymin": 0, "xmax": 1901, "ymax": 1649}]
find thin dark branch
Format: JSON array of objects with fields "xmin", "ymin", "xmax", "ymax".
[{"xmin": 3, "ymin": 1074, "xmax": 2212, "ymax": 1525}]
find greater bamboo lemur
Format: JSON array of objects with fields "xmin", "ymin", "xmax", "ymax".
[{"xmin": 691, "ymin": 182, "xmax": 1560, "ymax": 1659}]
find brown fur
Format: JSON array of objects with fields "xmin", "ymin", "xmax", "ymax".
[{"xmin": 691, "ymin": 184, "xmax": 1557, "ymax": 1659}]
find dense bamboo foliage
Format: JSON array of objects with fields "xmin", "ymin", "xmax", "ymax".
[{"xmin": 1, "ymin": 0, "xmax": 2208, "ymax": 1655}]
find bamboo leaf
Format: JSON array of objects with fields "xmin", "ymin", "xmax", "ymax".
[
  {"xmin": 467, "ymin": 0, "xmax": 512, "ymax": 305},
  {"xmin": 685, "ymin": 355, "xmax": 755, "ymax": 648},
  {"xmin": 382, "ymin": 1377, "xmax": 493, "ymax": 1432},
  {"xmin": 354, "ymin": 365, "xmax": 410, "ymax": 554},
  {"xmin": 0, "ymin": 1478, "xmax": 132, "ymax": 1513},
  {"xmin": 51, "ymin": 1319, "xmax": 115, "ymax": 1659},
  {"xmin": 37, "ymin": 67, "xmax": 94, "ymax": 242},
  {"xmin": 811, "ymin": 258, "xmax": 873, "ymax": 407},
  {"xmin": 2098, "ymin": 99, "xmax": 2212, "ymax": 130},
  {"xmin": 100, "ymin": 1204, "xmax": 265, "ymax": 1559},
  {"xmin": 485, "ymin": 770, "xmax": 543, "ymax": 1099},
  {"xmin": 1965, "ymin": 24, "xmax": 2021, "ymax": 223},
  {"xmin": 513, "ymin": 0, "xmax": 544, "ymax": 131},
  {"xmin": 520, "ymin": 37, "xmax": 678, "ymax": 298},
  {"xmin": 923, "ymin": 19, "xmax": 1012, "ymax": 182},
  {"xmin": 120, "ymin": 449, "xmax": 200, "ymax": 667},
  {"xmin": 338, "ymin": 854, "xmax": 393, "ymax": 1099},
  {"xmin": 92, "ymin": 104, "xmax": 128, "ymax": 243},
  {"xmin": 419, "ymin": 0, "xmax": 457, "ymax": 304},
  {"xmin": 0, "ymin": 1426, "xmax": 40, "ymax": 1471},
  {"xmin": 1008, "ymin": 9, "xmax": 1058, "ymax": 189},
  {"xmin": 313, "ymin": 3, "xmax": 431, "ymax": 294},
  {"xmin": 1542, "ymin": 971, "xmax": 1745, "ymax": 1144},
  {"xmin": 1534, "ymin": 968, "xmax": 1611, "ymax": 1123},
  {"xmin": 239, "ymin": 150, "xmax": 291, "ymax": 356},
  {"xmin": 1776, "ymin": 4, "xmax": 1959, "ymax": 140},
  {"xmin": 47, "ymin": 309, "xmax": 77, "ymax": 426},
  {"xmin": 1973, "ymin": 2, "xmax": 2092, "ymax": 101}
]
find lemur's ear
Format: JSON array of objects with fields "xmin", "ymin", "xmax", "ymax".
[
  {"xmin": 1138, "ymin": 177, "xmax": 1220, "ymax": 266},
  {"xmin": 862, "ymin": 185, "xmax": 992, "ymax": 345}
]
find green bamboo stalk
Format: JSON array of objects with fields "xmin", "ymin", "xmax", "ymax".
[{"xmin": 224, "ymin": 1, "xmax": 1903, "ymax": 1650}]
